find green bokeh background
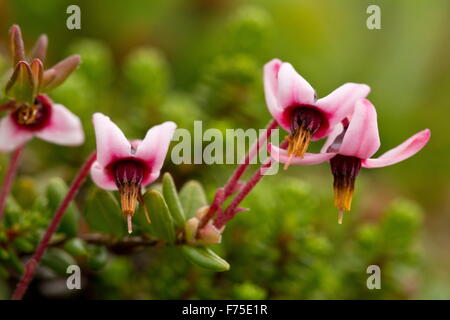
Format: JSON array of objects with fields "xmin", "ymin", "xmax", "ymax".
[{"xmin": 0, "ymin": 0, "xmax": 449, "ymax": 299}]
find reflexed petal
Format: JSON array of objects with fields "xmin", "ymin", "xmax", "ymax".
[
  {"xmin": 277, "ymin": 63, "xmax": 316, "ymax": 110},
  {"xmin": 339, "ymin": 99, "xmax": 380, "ymax": 159},
  {"xmin": 268, "ymin": 143, "xmax": 336, "ymax": 165},
  {"xmin": 135, "ymin": 121, "xmax": 176, "ymax": 186},
  {"xmin": 320, "ymin": 122, "xmax": 344, "ymax": 153},
  {"xmin": 362, "ymin": 129, "xmax": 430, "ymax": 168},
  {"xmin": 36, "ymin": 103, "xmax": 84, "ymax": 146},
  {"xmin": 92, "ymin": 113, "xmax": 131, "ymax": 167},
  {"xmin": 263, "ymin": 59, "xmax": 283, "ymax": 122},
  {"xmin": 9, "ymin": 25, "xmax": 25, "ymax": 65},
  {"xmin": 315, "ymin": 83, "xmax": 370, "ymax": 138},
  {"xmin": 0, "ymin": 115, "xmax": 33, "ymax": 152},
  {"xmin": 44, "ymin": 55, "xmax": 81, "ymax": 90},
  {"xmin": 90, "ymin": 161, "xmax": 118, "ymax": 190},
  {"xmin": 29, "ymin": 34, "xmax": 48, "ymax": 62}
]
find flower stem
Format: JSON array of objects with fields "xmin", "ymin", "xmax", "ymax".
[
  {"xmin": 0, "ymin": 145, "xmax": 25, "ymax": 221},
  {"xmin": 0, "ymin": 101, "xmax": 16, "ymax": 112},
  {"xmin": 222, "ymin": 119, "xmax": 279, "ymax": 198},
  {"xmin": 213, "ymin": 140, "xmax": 288, "ymax": 229},
  {"xmin": 199, "ymin": 119, "xmax": 278, "ymax": 228},
  {"xmin": 11, "ymin": 152, "xmax": 96, "ymax": 300},
  {"xmin": 79, "ymin": 233, "xmax": 165, "ymax": 250}
]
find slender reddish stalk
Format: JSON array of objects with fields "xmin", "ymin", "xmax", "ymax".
[
  {"xmin": 0, "ymin": 145, "xmax": 25, "ymax": 221},
  {"xmin": 0, "ymin": 101, "xmax": 16, "ymax": 112},
  {"xmin": 222, "ymin": 119, "xmax": 279, "ymax": 197},
  {"xmin": 199, "ymin": 119, "xmax": 278, "ymax": 227},
  {"xmin": 213, "ymin": 140, "xmax": 289, "ymax": 229},
  {"xmin": 11, "ymin": 152, "xmax": 96, "ymax": 300}
]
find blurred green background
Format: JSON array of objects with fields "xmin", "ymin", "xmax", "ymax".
[{"xmin": 0, "ymin": 0, "xmax": 449, "ymax": 299}]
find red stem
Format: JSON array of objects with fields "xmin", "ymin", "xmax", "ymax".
[
  {"xmin": 0, "ymin": 145, "xmax": 25, "ymax": 221},
  {"xmin": 0, "ymin": 101, "xmax": 16, "ymax": 113},
  {"xmin": 199, "ymin": 119, "xmax": 278, "ymax": 228},
  {"xmin": 222, "ymin": 119, "xmax": 279, "ymax": 197},
  {"xmin": 11, "ymin": 152, "xmax": 96, "ymax": 300},
  {"xmin": 213, "ymin": 140, "xmax": 289, "ymax": 229}
]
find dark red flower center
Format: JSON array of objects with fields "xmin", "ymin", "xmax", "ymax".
[
  {"xmin": 290, "ymin": 107, "xmax": 323, "ymax": 136},
  {"xmin": 11, "ymin": 95, "xmax": 52, "ymax": 131},
  {"xmin": 112, "ymin": 159, "xmax": 146, "ymax": 233},
  {"xmin": 113, "ymin": 159, "xmax": 145, "ymax": 189},
  {"xmin": 284, "ymin": 107, "xmax": 324, "ymax": 168}
]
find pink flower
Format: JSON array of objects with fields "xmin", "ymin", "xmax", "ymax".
[
  {"xmin": 264, "ymin": 58, "xmax": 370, "ymax": 167},
  {"xmin": 90, "ymin": 113, "xmax": 176, "ymax": 233},
  {"xmin": 0, "ymin": 25, "xmax": 83, "ymax": 152},
  {"xmin": 269, "ymin": 99, "xmax": 431, "ymax": 223},
  {"xmin": 0, "ymin": 94, "xmax": 84, "ymax": 151}
]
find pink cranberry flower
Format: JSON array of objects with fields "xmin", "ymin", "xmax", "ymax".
[
  {"xmin": 264, "ymin": 58, "xmax": 370, "ymax": 167},
  {"xmin": 0, "ymin": 93, "xmax": 84, "ymax": 151},
  {"xmin": 269, "ymin": 98, "xmax": 431, "ymax": 223},
  {"xmin": 0, "ymin": 25, "xmax": 83, "ymax": 152},
  {"xmin": 90, "ymin": 113, "xmax": 176, "ymax": 233}
]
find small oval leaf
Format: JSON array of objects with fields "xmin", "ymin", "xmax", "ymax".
[
  {"xmin": 181, "ymin": 246, "xmax": 230, "ymax": 272},
  {"xmin": 179, "ymin": 180, "xmax": 207, "ymax": 219},
  {"xmin": 41, "ymin": 248, "xmax": 76, "ymax": 276},
  {"xmin": 162, "ymin": 172, "xmax": 185, "ymax": 228},
  {"xmin": 86, "ymin": 245, "xmax": 108, "ymax": 271},
  {"xmin": 83, "ymin": 189, "xmax": 126, "ymax": 237},
  {"xmin": 64, "ymin": 238, "xmax": 89, "ymax": 256},
  {"xmin": 142, "ymin": 190, "xmax": 176, "ymax": 244}
]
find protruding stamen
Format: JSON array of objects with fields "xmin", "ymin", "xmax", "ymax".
[
  {"xmin": 285, "ymin": 107, "xmax": 323, "ymax": 167},
  {"xmin": 119, "ymin": 184, "xmax": 140, "ymax": 216},
  {"xmin": 113, "ymin": 160, "xmax": 145, "ymax": 234},
  {"xmin": 127, "ymin": 214, "xmax": 133, "ymax": 234},
  {"xmin": 284, "ymin": 152, "xmax": 295, "ymax": 170},
  {"xmin": 338, "ymin": 209, "xmax": 344, "ymax": 224},
  {"xmin": 330, "ymin": 154, "xmax": 362, "ymax": 223}
]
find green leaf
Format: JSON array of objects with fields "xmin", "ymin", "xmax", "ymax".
[
  {"xmin": 179, "ymin": 180, "xmax": 208, "ymax": 219},
  {"xmin": 0, "ymin": 265, "xmax": 9, "ymax": 278},
  {"xmin": 162, "ymin": 172, "xmax": 185, "ymax": 228},
  {"xmin": 46, "ymin": 178, "xmax": 79, "ymax": 238},
  {"xmin": 41, "ymin": 248, "xmax": 76, "ymax": 276},
  {"xmin": 142, "ymin": 190, "xmax": 176, "ymax": 244},
  {"xmin": 6, "ymin": 249, "xmax": 23, "ymax": 274},
  {"xmin": 0, "ymin": 247, "xmax": 10, "ymax": 260},
  {"xmin": 86, "ymin": 245, "xmax": 108, "ymax": 271},
  {"xmin": 4, "ymin": 196, "xmax": 21, "ymax": 228},
  {"xmin": 64, "ymin": 238, "xmax": 89, "ymax": 256},
  {"xmin": 13, "ymin": 238, "xmax": 34, "ymax": 253},
  {"xmin": 84, "ymin": 189, "xmax": 126, "ymax": 237},
  {"xmin": 181, "ymin": 246, "xmax": 230, "ymax": 272}
]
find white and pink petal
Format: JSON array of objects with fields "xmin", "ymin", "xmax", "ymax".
[
  {"xmin": 276, "ymin": 63, "xmax": 316, "ymax": 112},
  {"xmin": 315, "ymin": 83, "xmax": 370, "ymax": 138},
  {"xmin": 339, "ymin": 99, "xmax": 380, "ymax": 159},
  {"xmin": 90, "ymin": 161, "xmax": 118, "ymax": 190},
  {"xmin": 92, "ymin": 113, "xmax": 132, "ymax": 167},
  {"xmin": 362, "ymin": 129, "xmax": 430, "ymax": 168},
  {"xmin": 268, "ymin": 143, "xmax": 336, "ymax": 166},
  {"xmin": 36, "ymin": 103, "xmax": 84, "ymax": 146},
  {"xmin": 135, "ymin": 121, "xmax": 176, "ymax": 186},
  {"xmin": 263, "ymin": 59, "xmax": 283, "ymax": 122},
  {"xmin": 0, "ymin": 115, "xmax": 33, "ymax": 152}
]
